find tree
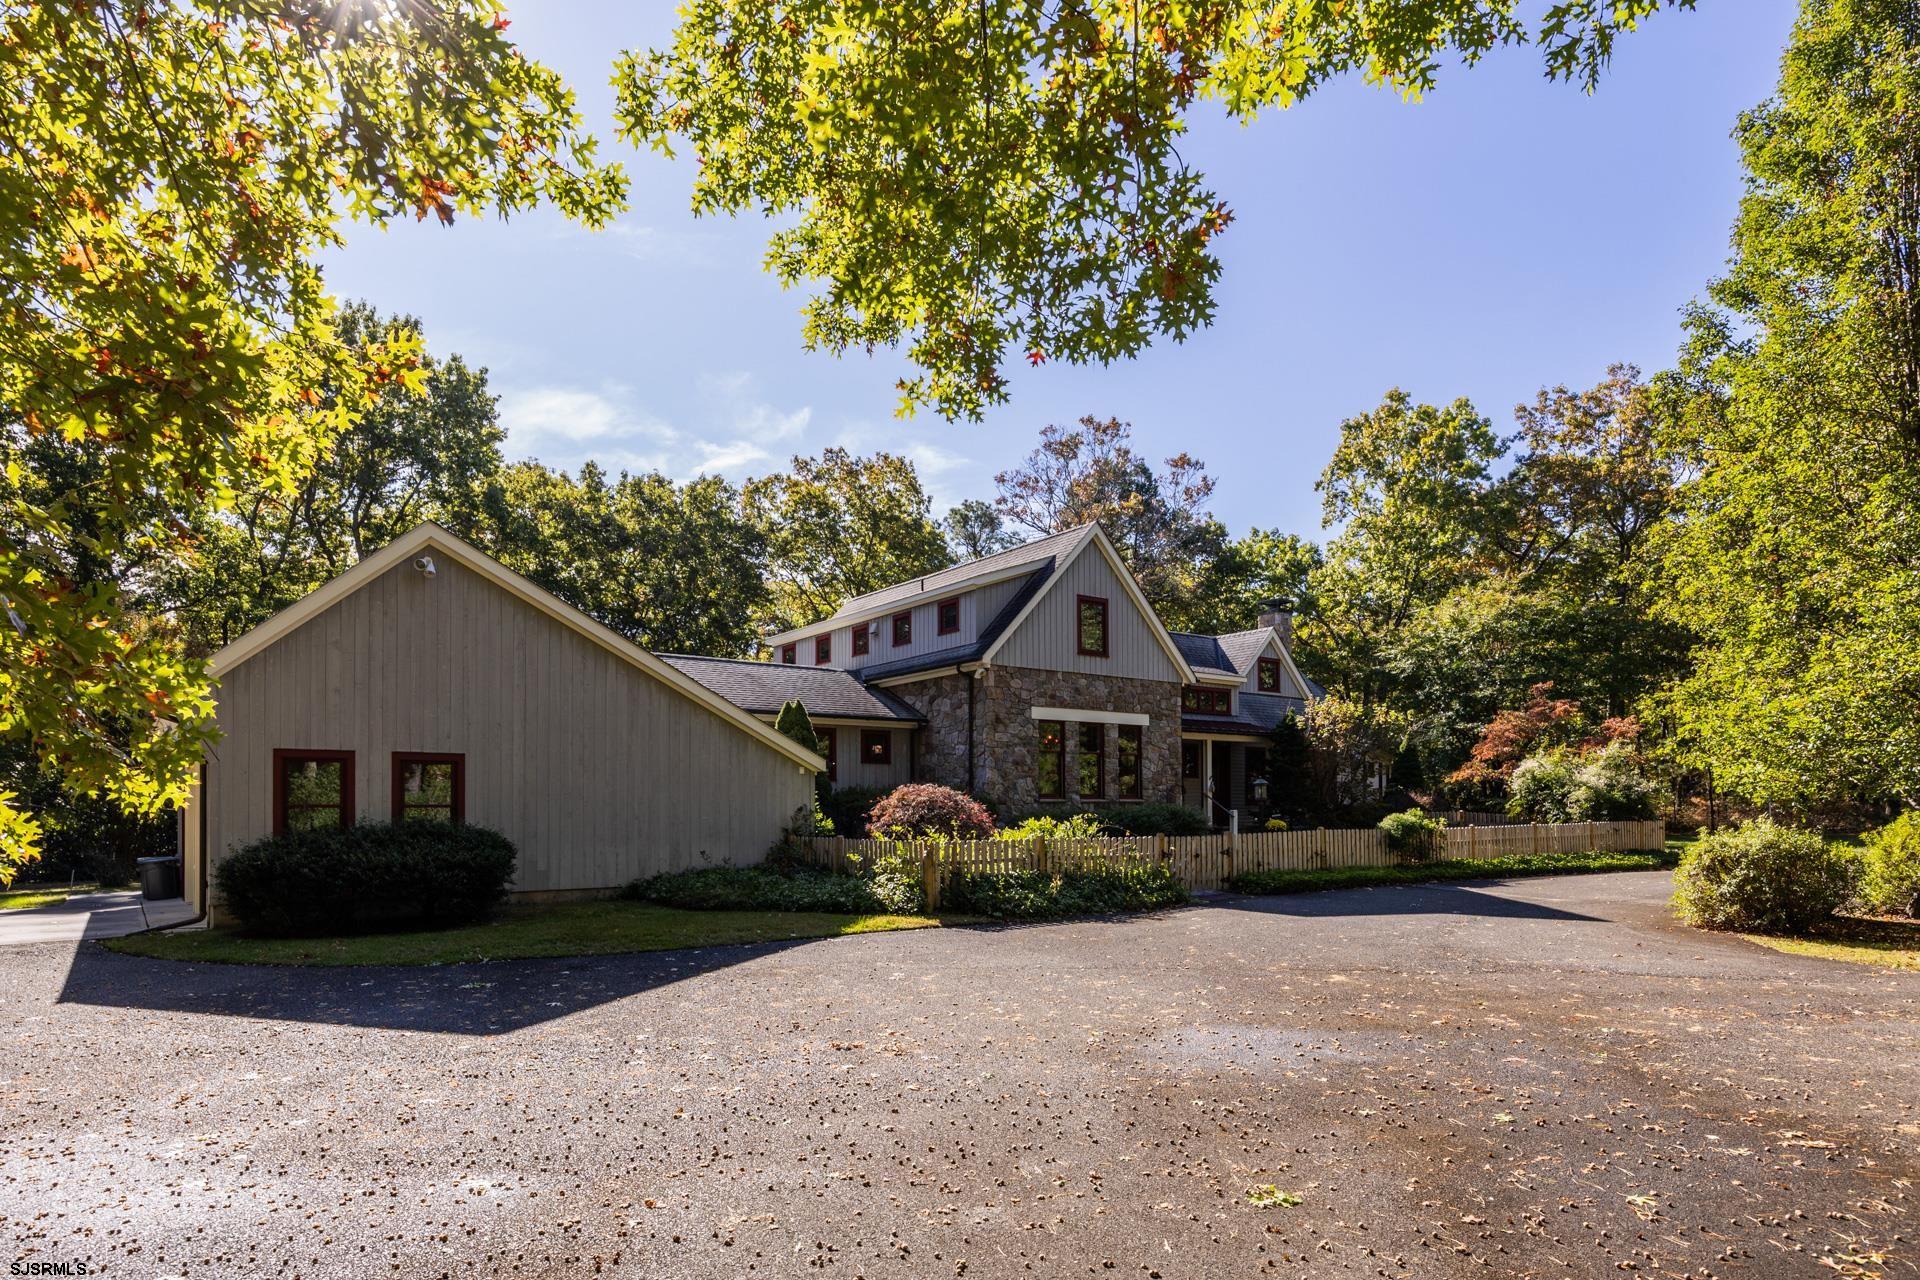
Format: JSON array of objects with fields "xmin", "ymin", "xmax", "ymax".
[
  {"xmin": 1652, "ymin": 0, "xmax": 1920, "ymax": 811},
  {"xmin": 1490, "ymin": 364, "xmax": 1691, "ymax": 716},
  {"xmin": 160, "ymin": 303, "xmax": 506, "ymax": 652},
  {"xmin": 483, "ymin": 462, "xmax": 767, "ymax": 657},
  {"xmin": 616, "ymin": 2, "xmax": 1692, "ymax": 419},
  {"xmin": 943, "ymin": 499, "xmax": 1022, "ymax": 562},
  {"xmin": 0, "ymin": 2, "xmax": 624, "ymax": 881},
  {"xmin": 745, "ymin": 449, "xmax": 953, "ymax": 631},
  {"xmin": 773, "ymin": 700, "xmax": 823, "ymax": 756},
  {"xmin": 1300, "ymin": 392, "xmax": 1502, "ymax": 708},
  {"xmin": 994, "ymin": 415, "xmax": 1227, "ymax": 629},
  {"xmin": 1187, "ymin": 527, "xmax": 1321, "ymax": 637}
]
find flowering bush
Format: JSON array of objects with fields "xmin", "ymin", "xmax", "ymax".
[{"xmin": 866, "ymin": 783, "xmax": 996, "ymax": 839}]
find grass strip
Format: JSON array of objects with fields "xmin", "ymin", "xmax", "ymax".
[
  {"xmin": 106, "ymin": 900, "xmax": 938, "ymax": 967},
  {"xmin": 1227, "ymin": 849, "xmax": 1678, "ymax": 896}
]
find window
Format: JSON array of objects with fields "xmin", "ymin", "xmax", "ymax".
[
  {"xmin": 273, "ymin": 750, "xmax": 354, "ymax": 835},
  {"xmin": 1257, "ymin": 657, "xmax": 1281, "ymax": 693},
  {"xmin": 1182, "ymin": 686, "xmax": 1231, "ymax": 715},
  {"xmin": 851, "ymin": 625, "xmax": 869, "ymax": 657},
  {"xmin": 1036, "ymin": 721, "xmax": 1066, "ymax": 799},
  {"xmin": 1181, "ymin": 741, "xmax": 1201, "ymax": 780},
  {"xmin": 780, "ymin": 643, "xmax": 797, "ymax": 665},
  {"xmin": 815, "ymin": 634, "xmax": 833, "ymax": 664},
  {"xmin": 937, "ymin": 596, "xmax": 961, "ymax": 635},
  {"xmin": 820, "ymin": 728, "xmax": 837, "ymax": 783},
  {"xmin": 1076, "ymin": 595, "xmax": 1109, "ymax": 657},
  {"xmin": 1076, "ymin": 723, "xmax": 1105, "ymax": 799},
  {"xmin": 1116, "ymin": 725, "xmax": 1143, "ymax": 799},
  {"xmin": 861, "ymin": 729, "xmax": 893, "ymax": 765},
  {"xmin": 392, "ymin": 753, "xmax": 464, "ymax": 824},
  {"xmin": 892, "ymin": 611, "xmax": 913, "ymax": 646}
]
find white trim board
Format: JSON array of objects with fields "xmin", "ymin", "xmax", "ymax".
[{"xmin": 1027, "ymin": 706, "xmax": 1151, "ymax": 726}]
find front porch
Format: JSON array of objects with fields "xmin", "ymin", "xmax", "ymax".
[{"xmin": 1180, "ymin": 734, "xmax": 1272, "ymax": 830}]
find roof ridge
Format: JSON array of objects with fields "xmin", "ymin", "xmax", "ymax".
[{"xmin": 833, "ymin": 521, "xmax": 1095, "ymax": 609}]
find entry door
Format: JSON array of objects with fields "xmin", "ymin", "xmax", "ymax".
[{"xmin": 1211, "ymin": 742, "xmax": 1234, "ymax": 817}]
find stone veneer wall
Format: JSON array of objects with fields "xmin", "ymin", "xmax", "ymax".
[{"xmin": 897, "ymin": 666, "xmax": 1182, "ymax": 813}]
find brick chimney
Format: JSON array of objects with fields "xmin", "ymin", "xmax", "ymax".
[{"xmin": 1257, "ymin": 599, "xmax": 1294, "ymax": 647}]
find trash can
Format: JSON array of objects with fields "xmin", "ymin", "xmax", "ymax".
[{"xmin": 136, "ymin": 855, "xmax": 181, "ymax": 900}]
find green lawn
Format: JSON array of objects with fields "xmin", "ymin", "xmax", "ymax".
[
  {"xmin": 1227, "ymin": 849, "xmax": 1680, "ymax": 896},
  {"xmin": 106, "ymin": 899, "xmax": 939, "ymax": 966},
  {"xmin": 0, "ymin": 883, "xmax": 104, "ymax": 912},
  {"xmin": 1742, "ymin": 916, "xmax": 1920, "ymax": 972}
]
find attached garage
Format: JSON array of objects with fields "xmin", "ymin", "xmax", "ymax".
[{"xmin": 179, "ymin": 523, "xmax": 821, "ymax": 924}]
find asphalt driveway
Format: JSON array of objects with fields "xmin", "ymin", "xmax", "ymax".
[{"xmin": 2, "ymin": 870, "xmax": 1915, "ymax": 1278}]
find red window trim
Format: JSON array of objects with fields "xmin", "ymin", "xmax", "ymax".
[
  {"xmin": 860, "ymin": 728, "xmax": 893, "ymax": 765},
  {"xmin": 851, "ymin": 625, "xmax": 870, "ymax": 657},
  {"xmin": 1117, "ymin": 724, "xmax": 1144, "ymax": 800},
  {"xmin": 272, "ymin": 749, "xmax": 355, "ymax": 836},
  {"xmin": 815, "ymin": 634, "xmax": 833, "ymax": 664},
  {"xmin": 1257, "ymin": 656, "xmax": 1281, "ymax": 692},
  {"xmin": 1075, "ymin": 594, "xmax": 1109, "ymax": 658},
  {"xmin": 391, "ymin": 752, "xmax": 466, "ymax": 825},
  {"xmin": 936, "ymin": 596, "xmax": 961, "ymax": 635},
  {"xmin": 820, "ymin": 728, "xmax": 838, "ymax": 783},
  {"xmin": 891, "ymin": 611, "xmax": 913, "ymax": 647},
  {"xmin": 1076, "ymin": 722, "xmax": 1106, "ymax": 800},
  {"xmin": 780, "ymin": 642, "xmax": 797, "ymax": 665}
]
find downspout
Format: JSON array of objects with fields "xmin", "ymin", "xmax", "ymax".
[{"xmin": 966, "ymin": 670, "xmax": 977, "ymax": 794}]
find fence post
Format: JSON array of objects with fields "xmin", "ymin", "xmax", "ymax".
[
  {"xmin": 1035, "ymin": 836, "xmax": 1050, "ymax": 875},
  {"xmin": 1468, "ymin": 824, "xmax": 1477, "ymax": 860},
  {"xmin": 921, "ymin": 847, "xmax": 940, "ymax": 913},
  {"xmin": 1530, "ymin": 823, "xmax": 1541, "ymax": 855},
  {"xmin": 1156, "ymin": 833, "xmax": 1169, "ymax": 865}
]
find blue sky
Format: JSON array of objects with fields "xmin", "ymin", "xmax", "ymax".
[{"xmin": 322, "ymin": 1, "xmax": 1799, "ymax": 542}]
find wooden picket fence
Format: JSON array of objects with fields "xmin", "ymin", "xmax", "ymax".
[{"xmin": 793, "ymin": 818, "xmax": 1667, "ymax": 907}]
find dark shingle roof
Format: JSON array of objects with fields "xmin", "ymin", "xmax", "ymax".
[
  {"xmin": 823, "ymin": 525, "xmax": 1095, "ymax": 621},
  {"xmin": 1182, "ymin": 692, "xmax": 1308, "ymax": 737},
  {"xmin": 1171, "ymin": 627, "xmax": 1279, "ymax": 681},
  {"xmin": 659, "ymin": 655, "xmax": 924, "ymax": 722}
]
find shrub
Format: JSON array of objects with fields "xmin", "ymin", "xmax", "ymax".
[
  {"xmin": 1506, "ymin": 751, "xmax": 1579, "ymax": 822},
  {"xmin": 1000, "ymin": 812, "xmax": 1110, "ymax": 840},
  {"xmin": 1086, "ymin": 802, "xmax": 1208, "ymax": 836},
  {"xmin": 1508, "ymin": 744, "xmax": 1659, "ymax": 823},
  {"xmin": 1567, "ymin": 742, "xmax": 1660, "ymax": 821},
  {"xmin": 819, "ymin": 785, "xmax": 886, "ymax": 837},
  {"xmin": 215, "ymin": 821, "xmax": 516, "ymax": 936},
  {"xmin": 1858, "ymin": 811, "xmax": 1920, "ymax": 917},
  {"xmin": 1672, "ymin": 819, "xmax": 1855, "ymax": 933},
  {"xmin": 1378, "ymin": 809, "xmax": 1444, "ymax": 863},
  {"xmin": 629, "ymin": 864, "xmax": 920, "ymax": 915},
  {"xmin": 867, "ymin": 783, "xmax": 996, "ymax": 839},
  {"xmin": 944, "ymin": 862, "xmax": 1187, "ymax": 919}
]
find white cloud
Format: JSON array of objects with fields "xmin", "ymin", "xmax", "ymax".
[{"xmin": 495, "ymin": 378, "xmax": 816, "ymax": 484}]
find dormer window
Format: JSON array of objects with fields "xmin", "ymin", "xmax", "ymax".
[
  {"xmin": 780, "ymin": 643, "xmax": 797, "ymax": 665},
  {"xmin": 892, "ymin": 611, "xmax": 913, "ymax": 646},
  {"xmin": 852, "ymin": 625, "xmax": 869, "ymax": 657},
  {"xmin": 815, "ymin": 634, "xmax": 833, "ymax": 664},
  {"xmin": 937, "ymin": 597, "xmax": 961, "ymax": 635},
  {"xmin": 1182, "ymin": 686, "xmax": 1231, "ymax": 715},
  {"xmin": 1257, "ymin": 657, "xmax": 1281, "ymax": 692},
  {"xmin": 1076, "ymin": 595, "xmax": 1108, "ymax": 658}
]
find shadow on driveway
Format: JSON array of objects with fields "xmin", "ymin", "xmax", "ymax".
[
  {"xmin": 57, "ymin": 933, "xmax": 826, "ymax": 1036},
  {"xmin": 1214, "ymin": 879, "xmax": 1605, "ymax": 922}
]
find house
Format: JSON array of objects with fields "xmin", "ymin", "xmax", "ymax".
[
  {"xmin": 727, "ymin": 524, "xmax": 1316, "ymax": 820},
  {"xmin": 177, "ymin": 524, "xmax": 823, "ymax": 924}
]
